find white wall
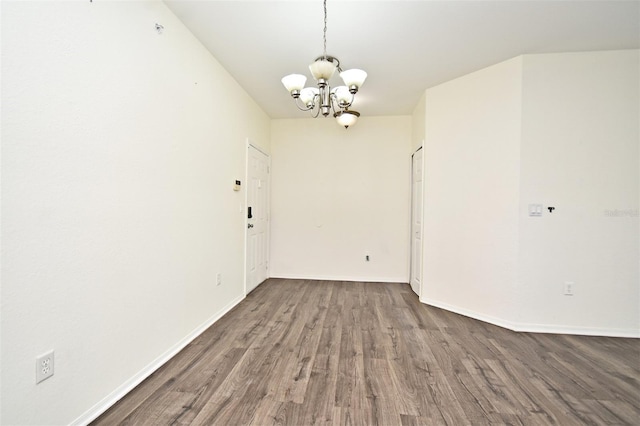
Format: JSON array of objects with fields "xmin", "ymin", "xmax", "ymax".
[
  {"xmin": 270, "ymin": 116, "xmax": 412, "ymax": 283},
  {"xmin": 1, "ymin": 1, "xmax": 269, "ymax": 424},
  {"xmin": 517, "ymin": 50, "xmax": 639, "ymax": 335},
  {"xmin": 421, "ymin": 57, "xmax": 523, "ymax": 324},
  {"xmin": 418, "ymin": 50, "xmax": 639, "ymax": 336}
]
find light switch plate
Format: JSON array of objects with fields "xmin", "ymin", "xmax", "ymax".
[{"xmin": 528, "ymin": 204, "xmax": 543, "ymax": 217}]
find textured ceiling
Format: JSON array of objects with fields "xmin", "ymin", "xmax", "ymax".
[{"xmin": 164, "ymin": 0, "xmax": 640, "ymax": 118}]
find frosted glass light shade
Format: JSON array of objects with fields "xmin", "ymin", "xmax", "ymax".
[
  {"xmin": 300, "ymin": 87, "xmax": 319, "ymax": 106},
  {"xmin": 340, "ymin": 69, "xmax": 367, "ymax": 90},
  {"xmin": 331, "ymin": 86, "xmax": 352, "ymax": 107},
  {"xmin": 335, "ymin": 110, "xmax": 360, "ymax": 128},
  {"xmin": 281, "ymin": 74, "xmax": 307, "ymax": 93},
  {"xmin": 309, "ymin": 59, "xmax": 337, "ymax": 81}
]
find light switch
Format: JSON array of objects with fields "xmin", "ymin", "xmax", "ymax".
[{"xmin": 528, "ymin": 204, "xmax": 543, "ymax": 217}]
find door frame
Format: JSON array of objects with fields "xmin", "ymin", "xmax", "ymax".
[
  {"xmin": 244, "ymin": 140, "xmax": 271, "ymax": 295},
  {"xmin": 409, "ymin": 146, "xmax": 424, "ymax": 297}
]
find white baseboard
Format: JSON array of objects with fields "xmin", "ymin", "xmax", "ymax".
[
  {"xmin": 71, "ymin": 294, "xmax": 246, "ymax": 426},
  {"xmin": 420, "ymin": 297, "xmax": 640, "ymax": 338},
  {"xmin": 270, "ymin": 273, "xmax": 409, "ymax": 284}
]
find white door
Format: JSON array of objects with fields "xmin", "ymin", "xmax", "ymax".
[
  {"xmin": 410, "ymin": 148, "xmax": 423, "ymax": 296},
  {"xmin": 246, "ymin": 145, "xmax": 270, "ymax": 293}
]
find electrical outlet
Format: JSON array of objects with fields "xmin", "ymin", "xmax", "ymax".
[
  {"xmin": 564, "ymin": 281, "xmax": 574, "ymax": 296},
  {"xmin": 36, "ymin": 350, "xmax": 54, "ymax": 384},
  {"xmin": 216, "ymin": 273, "xmax": 222, "ymax": 286}
]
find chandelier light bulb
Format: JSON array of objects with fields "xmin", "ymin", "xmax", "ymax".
[
  {"xmin": 300, "ymin": 87, "xmax": 319, "ymax": 107},
  {"xmin": 331, "ymin": 86, "xmax": 352, "ymax": 108}
]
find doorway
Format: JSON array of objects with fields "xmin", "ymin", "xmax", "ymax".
[{"xmin": 246, "ymin": 144, "xmax": 270, "ymax": 293}]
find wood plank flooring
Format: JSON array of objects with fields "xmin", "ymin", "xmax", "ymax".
[{"xmin": 93, "ymin": 279, "xmax": 640, "ymax": 425}]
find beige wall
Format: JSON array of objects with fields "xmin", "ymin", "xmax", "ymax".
[
  {"xmin": 417, "ymin": 50, "xmax": 639, "ymax": 336},
  {"xmin": 1, "ymin": 2, "xmax": 269, "ymax": 424},
  {"xmin": 517, "ymin": 50, "xmax": 639, "ymax": 334},
  {"xmin": 270, "ymin": 116, "xmax": 412, "ymax": 283},
  {"xmin": 421, "ymin": 57, "xmax": 523, "ymax": 324}
]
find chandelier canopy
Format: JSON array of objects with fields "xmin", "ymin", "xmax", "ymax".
[{"xmin": 281, "ymin": 0, "xmax": 367, "ymax": 128}]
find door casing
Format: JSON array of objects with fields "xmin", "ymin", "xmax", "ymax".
[{"xmin": 410, "ymin": 147, "xmax": 424, "ymax": 296}]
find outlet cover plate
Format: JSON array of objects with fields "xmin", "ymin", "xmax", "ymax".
[{"xmin": 36, "ymin": 350, "xmax": 55, "ymax": 384}]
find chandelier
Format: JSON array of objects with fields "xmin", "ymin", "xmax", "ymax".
[{"xmin": 281, "ymin": 0, "xmax": 367, "ymax": 128}]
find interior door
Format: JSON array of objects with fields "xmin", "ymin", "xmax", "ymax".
[
  {"xmin": 410, "ymin": 148, "xmax": 423, "ymax": 296},
  {"xmin": 246, "ymin": 145, "xmax": 270, "ymax": 293}
]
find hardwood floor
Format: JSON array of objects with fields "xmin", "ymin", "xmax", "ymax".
[{"xmin": 93, "ymin": 279, "xmax": 640, "ymax": 425}]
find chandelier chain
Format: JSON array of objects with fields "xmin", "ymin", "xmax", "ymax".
[{"xmin": 323, "ymin": 0, "xmax": 328, "ymax": 57}]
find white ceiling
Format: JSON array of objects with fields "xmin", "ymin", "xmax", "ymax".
[{"xmin": 164, "ymin": 0, "xmax": 640, "ymax": 119}]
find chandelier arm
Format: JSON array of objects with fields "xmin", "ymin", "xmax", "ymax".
[
  {"xmin": 332, "ymin": 57, "xmax": 342, "ymax": 73},
  {"xmin": 311, "ymin": 102, "xmax": 322, "ymax": 118},
  {"xmin": 347, "ymin": 93, "xmax": 355, "ymax": 108},
  {"xmin": 305, "ymin": 93, "xmax": 321, "ymax": 118},
  {"xmin": 293, "ymin": 97, "xmax": 315, "ymax": 112},
  {"xmin": 343, "ymin": 92, "xmax": 355, "ymax": 109},
  {"xmin": 329, "ymin": 92, "xmax": 340, "ymax": 113}
]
